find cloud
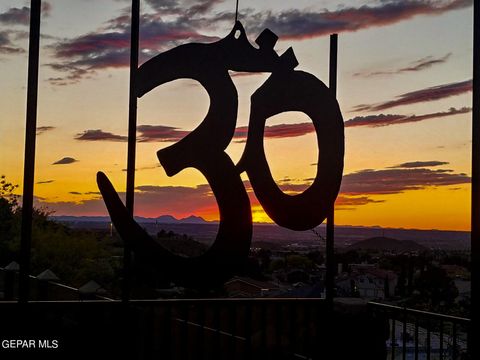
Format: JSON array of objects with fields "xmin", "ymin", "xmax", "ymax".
[
  {"xmin": 75, "ymin": 129, "xmax": 127, "ymax": 142},
  {"xmin": 121, "ymin": 164, "xmax": 161, "ymax": 172},
  {"xmin": 137, "ymin": 123, "xmax": 317, "ymax": 143},
  {"xmin": 74, "ymin": 122, "xmax": 317, "ymax": 144},
  {"xmin": 37, "ymin": 182, "xmax": 217, "ymax": 218},
  {"xmin": 144, "ymin": 0, "xmax": 224, "ymax": 16},
  {"xmin": 46, "ymin": 0, "xmax": 471, "ymax": 85},
  {"xmin": 69, "ymin": 191, "xmax": 82, "ymax": 195},
  {"xmin": 36, "ymin": 126, "xmax": 55, "ymax": 135},
  {"xmin": 0, "ymin": 31, "xmax": 25, "ymax": 54},
  {"xmin": 74, "ymin": 107, "xmax": 469, "ymax": 148},
  {"xmin": 234, "ymin": 122, "xmax": 315, "ymax": 142},
  {"xmin": 35, "ymin": 159, "xmax": 469, "ymax": 217},
  {"xmin": 340, "ymin": 167, "xmax": 470, "ymax": 195},
  {"xmin": 36, "ymin": 180, "xmax": 55, "ymax": 184},
  {"xmin": 137, "ymin": 125, "xmax": 189, "ymax": 142},
  {"xmin": 46, "ymin": 10, "xmax": 219, "ymax": 85},
  {"xmin": 335, "ymin": 195, "xmax": 385, "ymax": 210},
  {"xmin": 345, "ymin": 107, "xmax": 471, "ymax": 127},
  {"xmin": 243, "ymin": 0, "xmax": 471, "ymax": 40},
  {"xmin": 0, "ymin": 2, "xmax": 51, "ymax": 25},
  {"xmin": 354, "ymin": 53, "xmax": 452, "ymax": 77},
  {"xmin": 0, "ymin": 3, "xmax": 53, "ymax": 56},
  {"xmin": 52, "ymin": 157, "xmax": 78, "ymax": 165},
  {"xmin": 390, "ymin": 161, "xmax": 449, "ymax": 168},
  {"xmin": 0, "ymin": 7, "xmax": 30, "ymax": 25},
  {"xmin": 353, "ymin": 80, "xmax": 472, "ymax": 112},
  {"xmin": 41, "ymin": 2, "xmax": 52, "ymax": 17}
]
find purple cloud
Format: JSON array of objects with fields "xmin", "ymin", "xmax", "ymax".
[
  {"xmin": 354, "ymin": 53, "xmax": 452, "ymax": 77},
  {"xmin": 340, "ymin": 167, "xmax": 470, "ymax": 195},
  {"xmin": 46, "ymin": 0, "xmax": 471, "ymax": 85},
  {"xmin": 46, "ymin": 10, "xmax": 218, "ymax": 85},
  {"xmin": 234, "ymin": 122, "xmax": 316, "ymax": 142},
  {"xmin": 353, "ymin": 80, "xmax": 472, "ymax": 112},
  {"xmin": 0, "ymin": 6, "xmax": 30, "ymax": 25},
  {"xmin": 345, "ymin": 107, "xmax": 471, "ymax": 127},
  {"xmin": 0, "ymin": 2, "xmax": 51, "ymax": 25},
  {"xmin": 75, "ymin": 129, "xmax": 128, "ymax": 142},
  {"xmin": 244, "ymin": 0, "xmax": 471, "ymax": 40},
  {"xmin": 0, "ymin": 31, "xmax": 25, "ymax": 54},
  {"xmin": 390, "ymin": 161, "xmax": 449, "ymax": 168},
  {"xmin": 137, "ymin": 125, "xmax": 189, "ymax": 142}
]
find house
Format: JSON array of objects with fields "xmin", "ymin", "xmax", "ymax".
[{"xmin": 335, "ymin": 267, "xmax": 397, "ymax": 300}]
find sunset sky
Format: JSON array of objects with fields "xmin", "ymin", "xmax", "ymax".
[{"xmin": 0, "ymin": 0, "xmax": 474, "ymax": 231}]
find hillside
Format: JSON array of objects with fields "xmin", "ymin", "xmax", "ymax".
[{"xmin": 346, "ymin": 236, "xmax": 427, "ymax": 252}]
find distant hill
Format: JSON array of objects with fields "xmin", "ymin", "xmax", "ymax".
[
  {"xmin": 157, "ymin": 235, "xmax": 208, "ymax": 257},
  {"xmin": 346, "ymin": 236, "xmax": 427, "ymax": 252},
  {"xmin": 52, "ymin": 214, "xmax": 210, "ymax": 224},
  {"xmin": 47, "ymin": 217, "xmax": 470, "ymax": 250}
]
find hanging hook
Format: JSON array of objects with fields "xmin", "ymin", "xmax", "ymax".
[{"xmin": 235, "ymin": 0, "xmax": 239, "ymax": 23}]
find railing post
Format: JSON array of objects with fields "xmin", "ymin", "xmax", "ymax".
[
  {"xmin": 19, "ymin": 0, "xmax": 42, "ymax": 304},
  {"xmin": 123, "ymin": 0, "xmax": 140, "ymax": 302},
  {"xmin": 325, "ymin": 33, "xmax": 338, "ymax": 307}
]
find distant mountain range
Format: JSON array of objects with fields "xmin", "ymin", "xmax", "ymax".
[
  {"xmin": 52, "ymin": 214, "xmax": 210, "ymax": 224},
  {"xmin": 50, "ymin": 215, "xmax": 470, "ymax": 250}
]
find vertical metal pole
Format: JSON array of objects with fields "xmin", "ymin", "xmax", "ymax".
[
  {"xmin": 325, "ymin": 33, "xmax": 338, "ymax": 306},
  {"xmin": 471, "ymin": 1, "xmax": 479, "ymax": 359},
  {"xmin": 19, "ymin": 0, "xmax": 42, "ymax": 304},
  {"xmin": 123, "ymin": 0, "xmax": 140, "ymax": 302}
]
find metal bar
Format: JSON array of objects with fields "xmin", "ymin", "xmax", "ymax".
[
  {"xmin": 229, "ymin": 303, "xmax": 236, "ymax": 359},
  {"xmin": 261, "ymin": 302, "xmax": 267, "ymax": 357},
  {"xmin": 164, "ymin": 303, "xmax": 172, "ymax": 360},
  {"xmin": 289, "ymin": 301, "xmax": 297, "ymax": 357},
  {"xmin": 402, "ymin": 308, "xmax": 407, "ymax": 360},
  {"xmin": 471, "ymin": 3, "xmax": 479, "ymax": 360},
  {"xmin": 426, "ymin": 321, "xmax": 431, "ymax": 360},
  {"xmin": 439, "ymin": 320, "xmax": 444, "ymax": 360},
  {"xmin": 19, "ymin": 0, "xmax": 42, "ymax": 304},
  {"xmin": 122, "ymin": 0, "xmax": 140, "ymax": 302},
  {"xmin": 244, "ymin": 303, "xmax": 252, "ymax": 358},
  {"xmin": 276, "ymin": 303, "xmax": 282, "ymax": 354},
  {"xmin": 467, "ymin": 321, "xmax": 471, "ymax": 359},
  {"xmin": 391, "ymin": 318, "xmax": 396, "ymax": 360},
  {"xmin": 452, "ymin": 323, "xmax": 457, "ymax": 360},
  {"xmin": 181, "ymin": 304, "xmax": 189, "ymax": 360},
  {"xmin": 213, "ymin": 303, "xmax": 221, "ymax": 360},
  {"xmin": 325, "ymin": 33, "xmax": 338, "ymax": 306},
  {"xmin": 197, "ymin": 303, "xmax": 205, "ymax": 360},
  {"xmin": 415, "ymin": 319, "xmax": 419, "ymax": 360},
  {"xmin": 145, "ymin": 305, "xmax": 154, "ymax": 357},
  {"xmin": 368, "ymin": 302, "xmax": 471, "ymax": 325}
]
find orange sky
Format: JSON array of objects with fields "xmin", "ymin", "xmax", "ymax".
[{"xmin": 0, "ymin": 0, "xmax": 474, "ymax": 231}]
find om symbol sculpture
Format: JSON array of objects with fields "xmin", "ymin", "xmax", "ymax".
[{"xmin": 97, "ymin": 22, "xmax": 344, "ymax": 288}]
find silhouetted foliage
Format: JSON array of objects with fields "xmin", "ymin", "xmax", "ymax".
[
  {"xmin": 413, "ymin": 265, "xmax": 458, "ymax": 307},
  {"xmin": 0, "ymin": 175, "xmax": 121, "ymax": 290}
]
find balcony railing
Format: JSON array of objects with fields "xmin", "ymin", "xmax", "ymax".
[
  {"xmin": 0, "ymin": 297, "xmax": 393, "ymax": 359},
  {"xmin": 368, "ymin": 302, "xmax": 471, "ymax": 360}
]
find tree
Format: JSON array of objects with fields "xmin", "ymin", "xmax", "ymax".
[
  {"xmin": 414, "ymin": 265, "xmax": 458, "ymax": 307},
  {"xmin": 0, "ymin": 175, "xmax": 120, "ymax": 291},
  {"xmin": 0, "ymin": 175, "xmax": 19, "ymax": 264}
]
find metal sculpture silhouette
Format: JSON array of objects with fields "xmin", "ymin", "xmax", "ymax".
[{"xmin": 97, "ymin": 21, "xmax": 344, "ymax": 288}]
